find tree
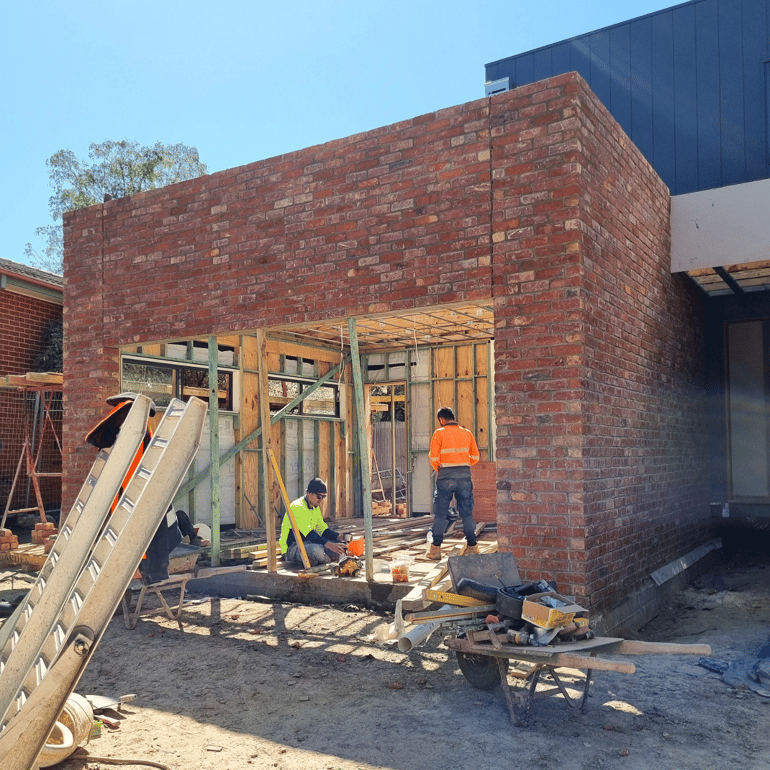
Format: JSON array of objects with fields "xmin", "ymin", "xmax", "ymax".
[
  {"xmin": 26, "ymin": 140, "xmax": 208, "ymax": 273},
  {"xmin": 33, "ymin": 318, "xmax": 63, "ymax": 373}
]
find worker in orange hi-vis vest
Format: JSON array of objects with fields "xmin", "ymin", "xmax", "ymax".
[{"xmin": 426, "ymin": 406, "xmax": 480, "ymax": 560}]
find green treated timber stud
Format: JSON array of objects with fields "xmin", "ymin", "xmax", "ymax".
[
  {"xmin": 487, "ymin": 341, "xmax": 495, "ymax": 462},
  {"xmin": 348, "ymin": 318, "xmax": 374, "ymax": 582},
  {"xmin": 208, "ymin": 336, "xmax": 221, "ymax": 566}
]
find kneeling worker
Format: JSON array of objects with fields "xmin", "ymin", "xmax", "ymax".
[{"xmin": 279, "ymin": 478, "xmax": 347, "ymax": 566}]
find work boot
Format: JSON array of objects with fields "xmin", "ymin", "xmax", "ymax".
[
  {"xmin": 465, "ymin": 544, "xmax": 481, "ymax": 555},
  {"xmin": 426, "ymin": 543, "xmax": 442, "ymax": 560}
]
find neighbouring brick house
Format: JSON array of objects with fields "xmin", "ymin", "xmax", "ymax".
[
  {"xmin": 61, "ymin": 71, "xmax": 710, "ymax": 628},
  {"xmin": 0, "ymin": 259, "xmax": 63, "ymax": 517}
]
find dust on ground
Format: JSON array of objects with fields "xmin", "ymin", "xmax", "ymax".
[{"xmin": 8, "ymin": 530, "xmax": 770, "ymax": 770}]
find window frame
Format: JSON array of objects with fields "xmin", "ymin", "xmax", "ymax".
[{"xmin": 121, "ymin": 354, "xmax": 237, "ymax": 413}]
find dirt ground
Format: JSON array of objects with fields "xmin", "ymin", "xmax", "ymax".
[{"xmin": 6, "ymin": 530, "xmax": 770, "ymax": 770}]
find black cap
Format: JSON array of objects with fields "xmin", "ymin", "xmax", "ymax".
[{"xmin": 306, "ymin": 478, "xmax": 327, "ymax": 495}]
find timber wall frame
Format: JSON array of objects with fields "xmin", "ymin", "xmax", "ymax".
[
  {"xmin": 61, "ymin": 72, "xmax": 710, "ymax": 615},
  {"xmin": 119, "ymin": 335, "xmax": 496, "ymax": 544}
]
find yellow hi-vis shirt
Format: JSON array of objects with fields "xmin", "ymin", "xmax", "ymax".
[
  {"xmin": 429, "ymin": 423, "xmax": 480, "ymax": 473},
  {"xmin": 279, "ymin": 496, "xmax": 330, "ymax": 554}
]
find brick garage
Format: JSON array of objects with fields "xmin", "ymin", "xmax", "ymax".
[{"xmin": 62, "ymin": 73, "xmax": 709, "ymax": 620}]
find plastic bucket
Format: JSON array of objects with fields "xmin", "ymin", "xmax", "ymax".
[{"xmin": 38, "ymin": 692, "xmax": 94, "ymax": 767}]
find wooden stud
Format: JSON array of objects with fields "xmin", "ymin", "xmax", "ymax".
[
  {"xmin": 208, "ymin": 336, "xmax": 221, "ymax": 566},
  {"xmin": 256, "ymin": 330, "xmax": 277, "ymax": 572}
]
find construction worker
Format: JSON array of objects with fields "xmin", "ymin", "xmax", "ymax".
[
  {"xmin": 279, "ymin": 478, "xmax": 346, "ymax": 567},
  {"xmin": 85, "ymin": 393, "xmax": 204, "ymax": 584},
  {"xmin": 426, "ymin": 407, "xmax": 480, "ymax": 559}
]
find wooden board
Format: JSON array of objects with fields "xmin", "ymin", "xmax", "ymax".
[
  {"xmin": 0, "ymin": 372, "xmax": 63, "ymax": 389},
  {"xmin": 0, "ymin": 543, "xmax": 48, "ymax": 570}
]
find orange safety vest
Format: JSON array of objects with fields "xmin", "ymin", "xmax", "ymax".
[
  {"xmin": 429, "ymin": 423, "xmax": 480, "ymax": 472},
  {"xmin": 114, "ymin": 418, "xmax": 152, "ymax": 512}
]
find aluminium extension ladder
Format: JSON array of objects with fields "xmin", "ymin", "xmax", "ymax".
[{"xmin": 0, "ymin": 396, "xmax": 207, "ymax": 770}]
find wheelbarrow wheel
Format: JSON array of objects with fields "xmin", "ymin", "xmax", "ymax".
[{"xmin": 456, "ymin": 651, "xmax": 508, "ymax": 690}]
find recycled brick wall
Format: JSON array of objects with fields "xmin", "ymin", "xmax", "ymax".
[
  {"xmin": 62, "ymin": 99, "xmax": 494, "ymax": 513},
  {"xmin": 62, "ymin": 72, "xmax": 709, "ymax": 615},
  {"xmin": 0, "ymin": 290, "xmax": 60, "ymax": 375},
  {"xmin": 490, "ymin": 75, "xmax": 708, "ymax": 610}
]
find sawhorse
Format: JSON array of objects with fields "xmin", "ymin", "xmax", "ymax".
[
  {"xmin": 121, "ymin": 574, "xmax": 193, "ymax": 632},
  {"xmin": 120, "ymin": 565, "xmax": 247, "ymax": 632}
]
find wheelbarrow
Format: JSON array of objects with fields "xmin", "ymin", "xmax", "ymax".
[
  {"xmin": 445, "ymin": 630, "xmax": 711, "ymax": 726},
  {"xmin": 438, "ymin": 553, "xmax": 711, "ymax": 726}
]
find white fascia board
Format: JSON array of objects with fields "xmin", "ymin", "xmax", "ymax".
[{"xmin": 670, "ymin": 179, "xmax": 770, "ymax": 273}]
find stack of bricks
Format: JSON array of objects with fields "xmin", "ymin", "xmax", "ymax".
[
  {"xmin": 371, "ymin": 501, "xmax": 408, "ymax": 518},
  {"xmin": 31, "ymin": 521, "xmax": 57, "ymax": 548},
  {"xmin": 0, "ymin": 528, "xmax": 19, "ymax": 552}
]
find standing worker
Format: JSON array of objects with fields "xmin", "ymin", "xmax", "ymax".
[
  {"xmin": 279, "ymin": 478, "xmax": 347, "ymax": 567},
  {"xmin": 426, "ymin": 407, "xmax": 480, "ymax": 559}
]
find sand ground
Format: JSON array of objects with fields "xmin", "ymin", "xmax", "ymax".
[{"xmin": 3, "ymin": 531, "xmax": 769, "ymax": 770}]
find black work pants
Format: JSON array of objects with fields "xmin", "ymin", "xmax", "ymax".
[{"xmin": 430, "ymin": 475, "xmax": 476, "ymax": 547}]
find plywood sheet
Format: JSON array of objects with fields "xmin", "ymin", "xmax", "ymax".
[{"xmin": 456, "ymin": 380, "xmax": 474, "ymax": 431}]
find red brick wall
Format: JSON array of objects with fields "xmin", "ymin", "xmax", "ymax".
[
  {"xmin": 0, "ymin": 290, "xmax": 60, "ymax": 375},
  {"xmin": 490, "ymin": 75, "xmax": 707, "ymax": 609},
  {"xmin": 0, "ymin": 289, "xmax": 62, "ymax": 513},
  {"xmin": 62, "ymin": 73, "xmax": 709, "ymax": 614}
]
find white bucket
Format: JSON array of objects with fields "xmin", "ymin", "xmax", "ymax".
[{"xmin": 38, "ymin": 692, "xmax": 94, "ymax": 767}]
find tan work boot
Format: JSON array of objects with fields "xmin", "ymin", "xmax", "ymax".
[
  {"xmin": 426, "ymin": 543, "xmax": 442, "ymax": 560},
  {"xmin": 465, "ymin": 544, "xmax": 480, "ymax": 555}
]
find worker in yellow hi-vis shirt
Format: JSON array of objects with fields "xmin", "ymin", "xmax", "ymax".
[
  {"xmin": 279, "ymin": 478, "xmax": 347, "ymax": 566},
  {"xmin": 426, "ymin": 407, "xmax": 480, "ymax": 560}
]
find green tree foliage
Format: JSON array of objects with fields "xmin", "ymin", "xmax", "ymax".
[
  {"xmin": 26, "ymin": 140, "xmax": 208, "ymax": 273},
  {"xmin": 33, "ymin": 318, "xmax": 63, "ymax": 373}
]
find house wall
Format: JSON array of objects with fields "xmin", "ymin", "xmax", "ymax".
[
  {"xmin": 0, "ymin": 289, "xmax": 60, "ymax": 375},
  {"xmin": 62, "ymin": 72, "xmax": 709, "ymax": 615},
  {"xmin": 0, "ymin": 287, "xmax": 62, "ymax": 514},
  {"xmin": 491, "ymin": 75, "xmax": 708, "ymax": 611},
  {"xmin": 485, "ymin": 0, "xmax": 770, "ymax": 195}
]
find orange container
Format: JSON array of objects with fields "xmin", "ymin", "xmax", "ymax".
[{"xmin": 347, "ymin": 538, "xmax": 365, "ymax": 557}]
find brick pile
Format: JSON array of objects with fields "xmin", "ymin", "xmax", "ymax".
[
  {"xmin": 31, "ymin": 521, "xmax": 57, "ymax": 546},
  {"xmin": 0, "ymin": 528, "xmax": 19, "ymax": 552}
]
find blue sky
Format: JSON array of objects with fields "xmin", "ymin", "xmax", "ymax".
[{"xmin": 2, "ymin": 1, "xmax": 676, "ymax": 268}]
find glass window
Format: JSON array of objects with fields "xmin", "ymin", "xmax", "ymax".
[
  {"xmin": 122, "ymin": 358, "xmax": 233, "ymax": 411},
  {"xmin": 268, "ymin": 376, "xmax": 338, "ymax": 417},
  {"xmin": 122, "ymin": 362, "xmax": 175, "ymax": 407},
  {"xmin": 180, "ymin": 367, "xmax": 233, "ymax": 411},
  {"xmin": 728, "ymin": 321, "xmax": 770, "ymax": 498}
]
